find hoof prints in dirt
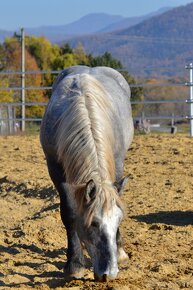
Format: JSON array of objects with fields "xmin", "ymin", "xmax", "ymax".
[{"xmin": 1, "ymin": 135, "xmax": 193, "ymax": 289}]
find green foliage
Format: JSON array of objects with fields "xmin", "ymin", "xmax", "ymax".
[
  {"xmin": 73, "ymin": 43, "xmax": 89, "ymax": 65},
  {"xmin": 61, "ymin": 43, "xmax": 73, "ymax": 54},
  {"xmin": 89, "ymin": 52, "xmax": 123, "ymax": 69},
  {"xmin": 52, "ymin": 42, "xmax": 89, "ymax": 70},
  {"xmin": 25, "ymin": 36, "xmax": 60, "ymax": 92},
  {"xmin": 25, "ymin": 36, "xmax": 60, "ymax": 70},
  {"xmin": 52, "ymin": 53, "xmax": 77, "ymax": 70}
]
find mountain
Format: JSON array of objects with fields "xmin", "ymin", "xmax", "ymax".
[
  {"xmin": 99, "ymin": 7, "xmax": 171, "ymax": 32},
  {"xmin": 66, "ymin": 2, "xmax": 193, "ymax": 78},
  {"xmin": 25, "ymin": 13, "xmax": 124, "ymax": 42},
  {"xmin": 115, "ymin": 4, "xmax": 193, "ymax": 38},
  {"xmin": 1, "ymin": 3, "xmax": 192, "ymax": 78},
  {"xmin": 25, "ymin": 8, "xmax": 172, "ymax": 41},
  {"xmin": 0, "ymin": 8, "xmax": 172, "ymax": 43}
]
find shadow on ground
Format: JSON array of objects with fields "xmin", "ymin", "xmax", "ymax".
[{"xmin": 131, "ymin": 210, "xmax": 193, "ymax": 226}]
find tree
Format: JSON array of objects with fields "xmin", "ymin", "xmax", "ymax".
[
  {"xmin": 0, "ymin": 35, "xmax": 143, "ymax": 119},
  {"xmin": 89, "ymin": 52, "xmax": 123, "ymax": 69},
  {"xmin": 61, "ymin": 43, "xmax": 73, "ymax": 54},
  {"xmin": 25, "ymin": 35, "xmax": 60, "ymax": 71},
  {"xmin": 52, "ymin": 53, "xmax": 77, "ymax": 71},
  {"xmin": 73, "ymin": 42, "xmax": 89, "ymax": 65},
  {"xmin": 25, "ymin": 36, "xmax": 60, "ymax": 92},
  {"xmin": 0, "ymin": 77, "xmax": 14, "ymax": 103},
  {"xmin": 2, "ymin": 35, "xmax": 46, "ymax": 118}
]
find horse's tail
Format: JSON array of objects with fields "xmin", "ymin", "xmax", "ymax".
[{"xmin": 55, "ymin": 73, "xmax": 115, "ymax": 184}]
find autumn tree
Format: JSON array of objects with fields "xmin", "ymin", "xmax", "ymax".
[
  {"xmin": 0, "ymin": 35, "xmax": 143, "ymax": 119},
  {"xmin": 0, "ymin": 43, "xmax": 14, "ymax": 102},
  {"xmin": 73, "ymin": 42, "xmax": 89, "ymax": 65},
  {"xmin": 0, "ymin": 77, "xmax": 14, "ymax": 103},
  {"xmin": 2, "ymin": 36, "xmax": 46, "ymax": 118},
  {"xmin": 25, "ymin": 35, "xmax": 59, "ymax": 71}
]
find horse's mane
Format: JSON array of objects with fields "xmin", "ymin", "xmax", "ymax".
[
  {"xmin": 55, "ymin": 73, "xmax": 116, "ymax": 183},
  {"xmin": 55, "ymin": 73, "xmax": 122, "ymax": 224}
]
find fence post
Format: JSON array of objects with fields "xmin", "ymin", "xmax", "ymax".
[
  {"xmin": 7, "ymin": 105, "xmax": 13, "ymax": 134},
  {"xmin": 186, "ymin": 63, "xmax": 193, "ymax": 137},
  {"xmin": 21, "ymin": 28, "xmax": 25, "ymax": 132}
]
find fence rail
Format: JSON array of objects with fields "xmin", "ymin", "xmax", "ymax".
[{"xmin": 0, "ymin": 65, "xmax": 193, "ymax": 135}]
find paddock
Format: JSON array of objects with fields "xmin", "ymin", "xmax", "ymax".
[{"xmin": 0, "ymin": 134, "xmax": 193, "ymax": 290}]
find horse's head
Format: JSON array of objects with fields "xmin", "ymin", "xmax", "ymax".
[{"xmin": 74, "ymin": 178, "xmax": 128, "ymax": 281}]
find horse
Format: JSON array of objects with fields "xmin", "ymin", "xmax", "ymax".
[{"xmin": 40, "ymin": 65, "xmax": 134, "ymax": 281}]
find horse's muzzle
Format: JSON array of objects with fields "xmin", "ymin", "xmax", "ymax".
[
  {"xmin": 94, "ymin": 270, "xmax": 118, "ymax": 282},
  {"xmin": 94, "ymin": 273, "xmax": 108, "ymax": 282}
]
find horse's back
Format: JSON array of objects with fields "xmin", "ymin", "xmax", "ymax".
[{"xmin": 40, "ymin": 66, "xmax": 133, "ymax": 166}]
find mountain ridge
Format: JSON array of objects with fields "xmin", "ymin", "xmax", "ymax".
[
  {"xmin": 0, "ymin": 3, "xmax": 192, "ymax": 78},
  {"xmin": 99, "ymin": 7, "xmax": 171, "ymax": 33},
  {"xmin": 0, "ymin": 7, "xmax": 172, "ymax": 43},
  {"xmin": 66, "ymin": 2, "xmax": 193, "ymax": 77}
]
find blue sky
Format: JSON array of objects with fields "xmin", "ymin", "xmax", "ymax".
[{"xmin": 0, "ymin": 0, "xmax": 192, "ymax": 30}]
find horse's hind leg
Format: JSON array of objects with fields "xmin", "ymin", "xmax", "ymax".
[
  {"xmin": 117, "ymin": 228, "xmax": 129, "ymax": 264},
  {"xmin": 46, "ymin": 157, "xmax": 85, "ymax": 279}
]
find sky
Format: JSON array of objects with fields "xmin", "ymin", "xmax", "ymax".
[{"xmin": 0, "ymin": 0, "xmax": 193, "ymax": 31}]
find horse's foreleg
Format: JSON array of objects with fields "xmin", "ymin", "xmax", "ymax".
[
  {"xmin": 46, "ymin": 158, "xmax": 85, "ymax": 278},
  {"xmin": 59, "ymin": 183, "xmax": 85, "ymax": 278}
]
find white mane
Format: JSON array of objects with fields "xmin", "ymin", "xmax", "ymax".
[{"xmin": 55, "ymin": 73, "xmax": 116, "ymax": 184}]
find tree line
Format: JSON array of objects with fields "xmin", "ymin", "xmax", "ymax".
[{"xmin": 0, "ymin": 34, "xmax": 143, "ymax": 119}]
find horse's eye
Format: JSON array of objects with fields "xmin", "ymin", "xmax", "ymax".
[{"xmin": 91, "ymin": 221, "xmax": 99, "ymax": 228}]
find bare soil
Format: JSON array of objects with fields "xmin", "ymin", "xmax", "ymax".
[{"xmin": 0, "ymin": 134, "xmax": 193, "ymax": 290}]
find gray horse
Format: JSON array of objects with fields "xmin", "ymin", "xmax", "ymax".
[{"xmin": 40, "ymin": 66, "xmax": 133, "ymax": 281}]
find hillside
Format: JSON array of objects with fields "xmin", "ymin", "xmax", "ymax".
[
  {"xmin": 100, "ymin": 7, "xmax": 171, "ymax": 33},
  {"xmin": 116, "ymin": 4, "xmax": 193, "ymax": 38},
  {"xmin": 0, "ymin": 8, "xmax": 171, "ymax": 44},
  {"xmin": 1, "ymin": 3, "xmax": 192, "ymax": 78},
  {"xmin": 25, "ymin": 13, "xmax": 124, "ymax": 42},
  {"xmin": 67, "ymin": 2, "xmax": 193, "ymax": 78}
]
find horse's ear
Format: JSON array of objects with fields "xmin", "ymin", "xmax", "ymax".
[
  {"xmin": 114, "ymin": 176, "xmax": 129, "ymax": 195},
  {"xmin": 85, "ymin": 179, "xmax": 97, "ymax": 204}
]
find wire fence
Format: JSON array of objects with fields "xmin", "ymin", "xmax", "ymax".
[{"xmin": 0, "ymin": 65, "xmax": 193, "ymax": 135}]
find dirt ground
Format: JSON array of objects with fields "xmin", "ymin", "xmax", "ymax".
[{"xmin": 1, "ymin": 133, "xmax": 193, "ymax": 290}]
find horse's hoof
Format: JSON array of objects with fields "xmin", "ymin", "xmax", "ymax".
[
  {"xmin": 70, "ymin": 268, "xmax": 85, "ymax": 279},
  {"xmin": 64, "ymin": 266, "xmax": 85, "ymax": 280},
  {"xmin": 118, "ymin": 248, "xmax": 129, "ymax": 264}
]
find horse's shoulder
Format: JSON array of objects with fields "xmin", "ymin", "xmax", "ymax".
[
  {"xmin": 52, "ymin": 66, "xmax": 90, "ymax": 92},
  {"xmin": 91, "ymin": 67, "xmax": 131, "ymax": 98},
  {"xmin": 53, "ymin": 66, "xmax": 130, "ymax": 97}
]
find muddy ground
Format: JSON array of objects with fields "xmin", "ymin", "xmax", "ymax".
[{"xmin": 0, "ymin": 134, "xmax": 193, "ymax": 290}]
